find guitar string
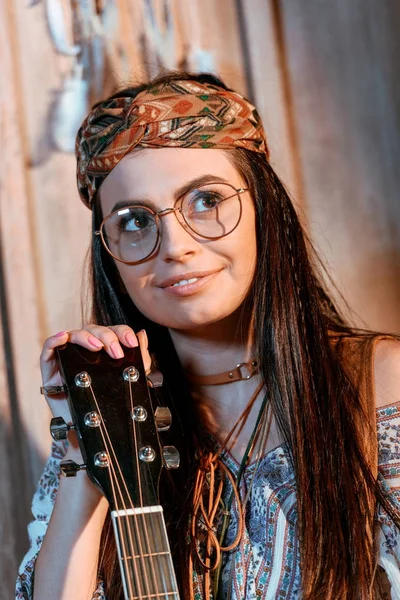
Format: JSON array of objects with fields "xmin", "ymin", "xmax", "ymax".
[
  {"xmin": 90, "ymin": 374, "xmax": 176, "ymax": 600},
  {"xmin": 118, "ymin": 373, "xmax": 175, "ymax": 600},
  {"xmin": 127, "ymin": 378, "xmax": 162, "ymax": 597},
  {"xmin": 87, "ymin": 370, "xmax": 176, "ymax": 599},
  {"xmin": 102, "ymin": 446, "xmax": 138, "ymax": 599},
  {"xmin": 143, "ymin": 380, "xmax": 175, "ymax": 597},
  {"xmin": 88, "ymin": 384, "xmax": 142, "ymax": 600},
  {"xmin": 88, "ymin": 384, "xmax": 149, "ymax": 600}
]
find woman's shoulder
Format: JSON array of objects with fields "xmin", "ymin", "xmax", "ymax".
[
  {"xmin": 373, "ymin": 337, "xmax": 400, "ymax": 410},
  {"xmin": 329, "ymin": 330, "xmax": 400, "ymax": 410}
]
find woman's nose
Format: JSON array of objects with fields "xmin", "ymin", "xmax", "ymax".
[{"xmin": 157, "ymin": 209, "xmax": 199, "ymax": 261}]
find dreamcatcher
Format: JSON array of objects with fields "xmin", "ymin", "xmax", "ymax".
[{"xmin": 40, "ymin": 0, "xmax": 117, "ymax": 152}]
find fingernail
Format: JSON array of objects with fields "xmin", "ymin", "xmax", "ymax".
[
  {"xmin": 125, "ymin": 332, "xmax": 138, "ymax": 347},
  {"xmin": 88, "ymin": 335, "xmax": 103, "ymax": 349},
  {"xmin": 54, "ymin": 330, "xmax": 68, "ymax": 338},
  {"xmin": 111, "ymin": 340, "xmax": 124, "ymax": 359}
]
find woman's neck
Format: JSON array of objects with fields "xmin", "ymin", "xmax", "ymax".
[
  {"xmin": 168, "ymin": 306, "xmax": 255, "ymax": 377},
  {"xmin": 167, "ymin": 307, "xmax": 266, "ymax": 456}
]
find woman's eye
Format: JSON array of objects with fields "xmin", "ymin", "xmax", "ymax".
[
  {"xmin": 118, "ymin": 211, "xmax": 152, "ymax": 232},
  {"xmin": 190, "ymin": 192, "xmax": 223, "ymax": 212}
]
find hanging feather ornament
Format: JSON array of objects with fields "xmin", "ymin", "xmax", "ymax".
[
  {"xmin": 76, "ymin": 0, "xmax": 106, "ymax": 101},
  {"xmin": 45, "ymin": 0, "xmax": 80, "ymax": 55},
  {"xmin": 184, "ymin": 1, "xmax": 216, "ymax": 74},
  {"xmin": 187, "ymin": 48, "xmax": 216, "ymax": 73},
  {"xmin": 51, "ymin": 61, "xmax": 89, "ymax": 152},
  {"xmin": 141, "ymin": 0, "xmax": 177, "ymax": 77},
  {"xmin": 39, "ymin": 0, "xmax": 119, "ymax": 152}
]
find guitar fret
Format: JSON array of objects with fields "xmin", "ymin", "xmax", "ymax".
[
  {"xmin": 112, "ymin": 506, "xmax": 164, "ymax": 516},
  {"xmin": 122, "ymin": 551, "xmax": 170, "ymax": 560},
  {"xmin": 111, "ymin": 508, "xmax": 180, "ymax": 600},
  {"xmin": 130, "ymin": 593, "xmax": 178, "ymax": 599}
]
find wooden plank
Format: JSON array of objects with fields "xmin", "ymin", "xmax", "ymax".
[
  {"xmin": 10, "ymin": 0, "xmax": 92, "ymax": 338},
  {"xmin": 1, "ymin": 0, "xmax": 51, "ymax": 486},
  {"xmin": 0, "ymin": 319, "xmax": 17, "ymax": 600},
  {"xmin": 175, "ymin": 0, "xmax": 247, "ymax": 93},
  {"xmin": 0, "ymin": 5, "xmax": 39, "ymax": 593},
  {"xmin": 0, "ymin": 252, "xmax": 31, "ymax": 600},
  {"xmin": 238, "ymin": 0, "xmax": 303, "ymax": 205},
  {"xmin": 281, "ymin": 0, "xmax": 400, "ymax": 331},
  {"xmin": 116, "ymin": 0, "xmax": 148, "ymax": 85},
  {"xmin": 113, "ymin": 0, "xmax": 247, "ymax": 91}
]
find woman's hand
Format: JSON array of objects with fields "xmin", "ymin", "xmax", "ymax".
[{"xmin": 40, "ymin": 325, "xmax": 151, "ymax": 458}]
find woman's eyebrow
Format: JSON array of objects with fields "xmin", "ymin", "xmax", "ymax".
[
  {"xmin": 173, "ymin": 174, "xmax": 230, "ymax": 200},
  {"xmin": 110, "ymin": 174, "xmax": 230, "ymax": 213},
  {"xmin": 111, "ymin": 198, "xmax": 157, "ymax": 212}
]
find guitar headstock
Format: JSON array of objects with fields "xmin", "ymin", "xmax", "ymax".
[{"xmin": 53, "ymin": 342, "xmax": 178, "ymax": 510}]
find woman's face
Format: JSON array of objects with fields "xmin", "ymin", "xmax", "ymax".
[{"xmin": 99, "ymin": 148, "xmax": 257, "ymax": 331}]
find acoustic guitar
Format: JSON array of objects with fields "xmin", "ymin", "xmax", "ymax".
[{"xmin": 50, "ymin": 342, "xmax": 181, "ymax": 600}]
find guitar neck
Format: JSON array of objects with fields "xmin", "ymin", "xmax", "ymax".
[{"xmin": 111, "ymin": 505, "xmax": 180, "ymax": 600}]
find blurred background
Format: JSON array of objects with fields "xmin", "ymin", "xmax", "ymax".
[{"xmin": 1, "ymin": 0, "xmax": 400, "ymax": 597}]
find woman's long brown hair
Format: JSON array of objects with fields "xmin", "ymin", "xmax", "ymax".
[{"xmin": 84, "ymin": 71, "xmax": 400, "ymax": 599}]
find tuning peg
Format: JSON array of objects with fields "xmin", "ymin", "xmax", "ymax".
[
  {"xmin": 60, "ymin": 459, "xmax": 86, "ymax": 477},
  {"xmin": 147, "ymin": 370, "xmax": 164, "ymax": 388},
  {"xmin": 154, "ymin": 406, "xmax": 172, "ymax": 432},
  {"xmin": 50, "ymin": 417, "xmax": 75, "ymax": 441},
  {"xmin": 162, "ymin": 446, "xmax": 180, "ymax": 469}
]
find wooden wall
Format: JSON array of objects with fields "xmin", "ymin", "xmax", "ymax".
[
  {"xmin": 281, "ymin": 0, "xmax": 400, "ymax": 330},
  {"xmin": 1, "ymin": 1, "xmax": 399, "ymax": 597}
]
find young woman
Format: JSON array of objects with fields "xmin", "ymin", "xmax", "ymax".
[{"xmin": 16, "ymin": 72, "xmax": 400, "ymax": 600}]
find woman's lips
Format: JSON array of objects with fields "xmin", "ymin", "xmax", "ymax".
[{"xmin": 160, "ymin": 271, "xmax": 221, "ymax": 297}]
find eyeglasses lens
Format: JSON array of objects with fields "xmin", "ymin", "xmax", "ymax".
[
  {"xmin": 182, "ymin": 184, "xmax": 241, "ymax": 239},
  {"xmin": 102, "ymin": 183, "xmax": 241, "ymax": 263},
  {"xmin": 103, "ymin": 206, "xmax": 158, "ymax": 263}
]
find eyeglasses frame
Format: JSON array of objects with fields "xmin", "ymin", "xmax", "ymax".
[{"xmin": 95, "ymin": 182, "xmax": 248, "ymax": 265}]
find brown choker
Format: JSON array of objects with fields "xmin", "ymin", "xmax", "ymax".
[{"xmin": 185, "ymin": 359, "xmax": 258, "ymax": 386}]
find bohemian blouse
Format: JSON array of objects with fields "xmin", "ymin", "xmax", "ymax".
[{"xmin": 16, "ymin": 400, "xmax": 400, "ymax": 599}]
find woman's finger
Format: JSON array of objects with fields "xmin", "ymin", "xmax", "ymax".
[
  {"xmin": 41, "ymin": 326, "xmax": 147, "ymax": 376},
  {"xmin": 73, "ymin": 324, "xmax": 138, "ymax": 359},
  {"xmin": 108, "ymin": 325, "xmax": 139, "ymax": 349},
  {"xmin": 79, "ymin": 325, "xmax": 150, "ymax": 372},
  {"xmin": 40, "ymin": 330, "xmax": 70, "ymax": 364}
]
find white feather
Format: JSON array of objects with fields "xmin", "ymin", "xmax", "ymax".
[
  {"xmin": 52, "ymin": 65, "xmax": 89, "ymax": 153},
  {"xmin": 45, "ymin": 0, "xmax": 80, "ymax": 56}
]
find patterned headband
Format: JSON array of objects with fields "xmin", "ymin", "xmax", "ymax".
[{"xmin": 76, "ymin": 79, "xmax": 269, "ymax": 208}]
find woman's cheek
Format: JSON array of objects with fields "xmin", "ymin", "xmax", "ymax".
[{"xmin": 117, "ymin": 268, "xmax": 152, "ymax": 310}]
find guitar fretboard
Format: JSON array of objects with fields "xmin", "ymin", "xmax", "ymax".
[{"xmin": 111, "ymin": 506, "xmax": 180, "ymax": 600}]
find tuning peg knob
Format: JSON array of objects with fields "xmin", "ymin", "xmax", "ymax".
[
  {"xmin": 154, "ymin": 406, "xmax": 172, "ymax": 432},
  {"xmin": 50, "ymin": 417, "xmax": 75, "ymax": 441},
  {"xmin": 60, "ymin": 459, "xmax": 86, "ymax": 477},
  {"xmin": 162, "ymin": 446, "xmax": 180, "ymax": 469},
  {"xmin": 147, "ymin": 370, "xmax": 164, "ymax": 388}
]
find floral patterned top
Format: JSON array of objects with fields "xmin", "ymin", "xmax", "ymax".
[{"xmin": 16, "ymin": 402, "xmax": 400, "ymax": 600}]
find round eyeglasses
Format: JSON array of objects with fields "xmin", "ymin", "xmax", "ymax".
[{"xmin": 95, "ymin": 182, "xmax": 248, "ymax": 265}]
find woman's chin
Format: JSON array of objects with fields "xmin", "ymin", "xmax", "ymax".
[{"xmin": 154, "ymin": 305, "xmax": 244, "ymax": 333}]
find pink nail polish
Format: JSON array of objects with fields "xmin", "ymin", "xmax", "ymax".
[
  {"xmin": 88, "ymin": 335, "xmax": 103, "ymax": 349},
  {"xmin": 125, "ymin": 332, "xmax": 138, "ymax": 347},
  {"xmin": 54, "ymin": 330, "xmax": 68, "ymax": 338}
]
